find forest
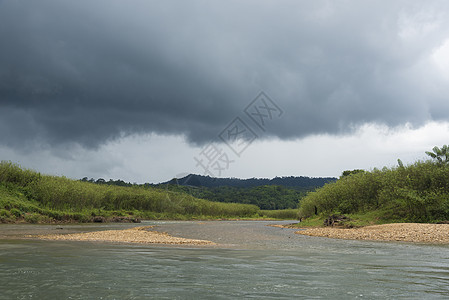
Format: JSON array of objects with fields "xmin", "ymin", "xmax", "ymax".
[{"xmin": 159, "ymin": 184, "xmax": 306, "ymax": 210}]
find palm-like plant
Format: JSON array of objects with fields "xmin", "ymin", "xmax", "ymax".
[{"xmin": 425, "ymin": 145, "xmax": 449, "ymax": 165}]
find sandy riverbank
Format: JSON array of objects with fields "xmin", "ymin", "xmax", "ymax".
[
  {"xmin": 33, "ymin": 226, "xmax": 215, "ymax": 245},
  {"xmin": 296, "ymin": 223, "xmax": 449, "ymax": 243}
]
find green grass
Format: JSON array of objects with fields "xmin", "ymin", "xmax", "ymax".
[
  {"xmin": 295, "ymin": 216, "xmax": 322, "ymax": 227},
  {"xmin": 294, "ymin": 211, "xmax": 408, "ymax": 228},
  {"xmin": 259, "ymin": 209, "xmax": 299, "ymax": 220},
  {"xmin": 0, "ymin": 161, "xmax": 296, "ymax": 223}
]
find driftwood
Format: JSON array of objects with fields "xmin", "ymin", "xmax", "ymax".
[
  {"xmin": 323, "ymin": 215, "xmax": 349, "ymax": 227},
  {"xmin": 91, "ymin": 216, "xmax": 141, "ymax": 223},
  {"xmin": 92, "ymin": 216, "xmax": 106, "ymax": 223}
]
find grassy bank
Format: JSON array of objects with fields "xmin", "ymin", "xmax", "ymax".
[
  {"xmin": 0, "ymin": 162, "xmax": 264, "ymax": 223},
  {"xmin": 259, "ymin": 209, "xmax": 299, "ymax": 220},
  {"xmin": 298, "ymin": 160, "xmax": 449, "ymax": 226}
]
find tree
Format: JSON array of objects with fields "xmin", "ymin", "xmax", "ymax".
[
  {"xmin": 341, "ymin": 169, "xmax": 365, "ymax": 178},
  {"xmin": 96, "ymin": 178, "xmax": 106, "ymax": 184},
  {"xmin": 425, "ymin": 145, "xmax": 449, "ymax": 165}
]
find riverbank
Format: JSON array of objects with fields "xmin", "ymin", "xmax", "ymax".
[
  {"xmin": 33, "ymin": 226, "xmax": 215, "ymax": 245},
  {"xmin": 14, "ymin": 221, "xmax": 449, "ymax": 245},
  {"xmin": 296, "ymin": 223, "xmax": 449, "ymax": 243}
]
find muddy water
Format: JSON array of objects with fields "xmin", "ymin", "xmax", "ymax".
[{"xmin": 1, "ymin": 221, "xmax": 448, "ymax": 299}]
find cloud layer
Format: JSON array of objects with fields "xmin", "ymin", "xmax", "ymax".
[{"xmin": 1, "ymin": 0, "xmax": 449, "ymax": 149}]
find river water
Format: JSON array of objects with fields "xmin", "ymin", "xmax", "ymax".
[{"xmin": 0, "ymin": 221, "xmax": 448, "ymax": 299}]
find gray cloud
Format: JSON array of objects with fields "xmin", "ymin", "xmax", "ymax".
[{"xmin": 1, "ymin": 0, "xmax": 449, "ymax": 150}]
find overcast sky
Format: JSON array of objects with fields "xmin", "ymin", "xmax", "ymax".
[{"xmin": 1, "ymin": 0, "xmax": 449, "ymax": 183}]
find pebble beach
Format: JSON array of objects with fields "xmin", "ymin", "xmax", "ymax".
[
  {"xmin": 296, "ymin": 223, "xmax": 449, "ymax": 243},
  {"xmin": 29, "ymin": 222, "xmax": 449, "ymax": 245}
]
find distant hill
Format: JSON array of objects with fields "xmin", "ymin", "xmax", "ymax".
[
  {"xmin": 162, "ymin": 174, "xmax": 336, "ymax": 189},
  {"xmin": 157, "ymin": 174, "xmax": 337, "ymax": 210},
  {"xmin": 81, "ymin": 174, "xmax": 337, "ymax": 210}
]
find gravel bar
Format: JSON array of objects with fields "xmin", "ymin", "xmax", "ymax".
[
  {"xmin": 296, "ymin": 223, "xmax": 449, "ymax": 244},
  {"xmin": 33, "ymin": 226, "xmax": 215, "ymax": 245}
]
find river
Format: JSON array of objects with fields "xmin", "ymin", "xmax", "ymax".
[{"xmin": 0, "ymin": 220, "xmax": 448, "ymax": 299}]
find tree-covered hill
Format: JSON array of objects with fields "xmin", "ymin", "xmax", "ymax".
[
  {"xmin": 161, "ymin": 174, "xmax": 336, "ymax": 189},
  {"xmin": 160, "ymin": 184, "xmax": 306, "ymax": 210},
  {"xmin": 156, "ymin": 174, "xmax": 336, "ymax": 210}
]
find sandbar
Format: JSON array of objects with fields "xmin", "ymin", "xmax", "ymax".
[{"xmin": 33, "ymin": 226, "xmax": 215, "ymax": 245}]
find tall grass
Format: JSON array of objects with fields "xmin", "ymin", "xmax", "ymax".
[
  {"xmin": 299, "ymin": 161, "xmax": 449, "ymax": 222},
  {"xmin": 0, "ymin": 161, "xmax": 259, "ymax": 221},
  {"xmin": 259, "ymin": 209, "xmax": 299, "ymax": 220}
]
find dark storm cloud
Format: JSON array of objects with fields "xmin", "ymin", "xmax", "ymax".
[{"xmin": 1, "ymin": 0, "xmax": 449, "ymax": 149}]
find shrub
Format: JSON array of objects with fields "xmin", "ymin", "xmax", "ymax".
[
  {"xmin": 0, "ymin": 209, "xmax": 10, "ymax": 217},
  {"xmin": 24, "ymin": 213, "xmax": 41, "ymax": 224},
  {"xmin": 299, "ymin": 160, "xmax": 449, "ymax": 222},
  {"xmin": 10, "ymin": 208, "xmax": 22, "ymax": 218}
]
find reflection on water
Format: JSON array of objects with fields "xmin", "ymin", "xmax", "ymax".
[{"xmin": 0, "ymin": 221, "xmax": 448, "ymax": 299}]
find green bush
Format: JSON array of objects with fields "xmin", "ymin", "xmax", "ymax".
[
  {"xmin": 24, "ymin": 213, "xmax": 41, "ymax": 224},
  {"xmin": 0, "ymin": 209, "xmax": 10, "ymax": 217},
  {"xmin": 0, "ymin": 161, "xmax": 41, "ymax": 187},
  {"xmin": 10, "ymin": 208, "xmax": 22, "ymax": 218},
  {"xmin": 299, "ymin": 161, "xmax": 449, "ymax": 223}
]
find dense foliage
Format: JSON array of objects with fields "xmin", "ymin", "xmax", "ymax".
[
  {"xmin": 160, "ymin": 185, "xmax": 306, "ymax": 210},
  {"xmin": 162, "ymin": 174, "xmax": 336, "ymax": 188},
  {"xmin": 425, "ymin": 145, "xmax": 449, "ymax": 166},
  {"xmin": 299, "ymin": 160, "xmax": 449, "ymax": 223},
  {"xmin": 0, "ymin": 161, "xmax": 261, "ymax": 223}
]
